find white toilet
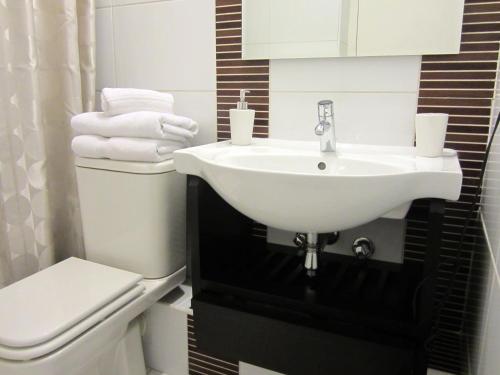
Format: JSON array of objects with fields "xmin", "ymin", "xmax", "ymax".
[{"xmin": 0, "ymin": 158, "xmax": 187, "ymax": 375}]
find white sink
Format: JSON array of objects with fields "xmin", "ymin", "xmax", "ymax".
[{"xmin": 174, "ymin": 139, "xmax": 462, "ymax": 233}]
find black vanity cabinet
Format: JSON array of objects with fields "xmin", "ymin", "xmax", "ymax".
[{"xmin": 187, "ymin": 175, "xmax": 444, "ymax": 375}]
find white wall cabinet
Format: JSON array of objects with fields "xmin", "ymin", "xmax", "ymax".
[{"xmin": 242, "ymin": 0, "xmax": 464, "ymax": 59}]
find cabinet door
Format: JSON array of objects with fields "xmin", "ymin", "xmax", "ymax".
[{"xmin": 356, "ymin": 0, "xmax": 464, "ymax": 56}]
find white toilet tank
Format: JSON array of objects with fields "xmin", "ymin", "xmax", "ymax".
[{"xmin": 75, "ymin": 157, "xmax": 186, "ymax": 279}]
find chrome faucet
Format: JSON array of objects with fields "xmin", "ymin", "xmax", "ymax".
[{"xmin": 315, "ymin": 100, "xmax": 336, "ymax": 152}]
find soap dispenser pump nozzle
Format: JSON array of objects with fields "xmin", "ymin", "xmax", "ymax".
[{"xmin": 237, "ymin": 89, "xmax": 250, "ymax": 110}]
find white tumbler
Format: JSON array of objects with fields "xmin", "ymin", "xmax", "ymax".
[{"xmin": 415, "ymin": 113, "xmax": 449, "ymax": 157}]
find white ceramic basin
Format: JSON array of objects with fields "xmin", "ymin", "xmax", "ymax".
[{"xmin": 174, "ymin": 139, "xmax": 462, "ymax": 233}]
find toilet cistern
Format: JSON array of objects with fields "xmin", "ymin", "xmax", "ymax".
[{"xmin": 315, "ymin": 100, "xmax": 336, "ymax": 152}]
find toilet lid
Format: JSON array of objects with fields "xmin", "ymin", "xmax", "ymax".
[{"xmin": 0, "ymin": 257, "xmax": 143, "ymax": 348}]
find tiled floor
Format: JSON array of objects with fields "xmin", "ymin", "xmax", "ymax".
[{"xmin": 149, "ymin": 367, "xmax": 452, "ymax": 375}]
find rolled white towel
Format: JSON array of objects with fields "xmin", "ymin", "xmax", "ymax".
[
  {"xmin": 72, "ymin": 135, "xmax": 187, "ymax": 163},
  {"xmin": 101, "ymin": 88, "xmax": 174, "ymax": 116},
  {"xmin": 71, "ymin": 111, "xmax": 199, "ymax": 141}
]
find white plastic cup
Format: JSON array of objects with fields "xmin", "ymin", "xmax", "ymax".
[{"xmin": 415, "ymin": 113, "xmax": 448, "ymax": 157}]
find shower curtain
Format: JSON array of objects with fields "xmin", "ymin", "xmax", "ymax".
[{"xmin": 0, "ymin": 0, "xmax": 96, "ymax": 287}]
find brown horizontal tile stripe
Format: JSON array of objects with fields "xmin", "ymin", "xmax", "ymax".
[
  {"xmin": 217, "ymin": 21, "xmax": 241, "ymax": 29},
  {"xmin": 216, "ymin": 13, "xmax": 241, "ymax": 22},
  {"xmin": 218, "ymin": 95, "xmax": 269, "ymax": 104},
  {"xmin": 460, "ymin": 42, "xmax": 499, "ymax": 52},
  {"xmin": 216, "ymin": 5, "xmax": 241, "ymax": 14},
  {"xmin": 418, "ymin": 98, "xmax": 492, "ymax": 107},
  {"xmin": 465, "ymin": 0, "xmax": 496, "ymax": 3},
  {"xmin": 419, "ymin": 106, "xmax": 491, "ymax": 115},
  {"xmin": 217, "ymin": 66, "xmax": 269, "ymax": 74},
  {"xmin": 421, "ymin": 61, "xmax": 497, "ymax": 70},
  {"xmin": 463, "ymin": 22, "xmax": 500, "ymax": 33},
  {"xmin": 218, "ymin": 82, "xmax": 268, "ymax": 89},
  {"xmin": 216, "ymin": 52, "xmax": 242, "ymax": 59},
  {"xmin": 216, "ymin": 29, "xmax": 242, "ymax": 38},
  {"xmin": 217, "ymin": 90, "xmax": 269, "ymax": 97},
  {"xmin": 216, "ymin": 59, "xmax": 267, "ymax": 66},
  {"xmin": 448, "ymin": 125, "xmax": 490, "ymax": 135},
  {"xmin": 464, "ymin": 2, "xmax": 500, "ymax": 13},
  {"xmin": 462, "ymin": 32, "xmax": 500, "ymax": 42},
  {"xmin": 420, "ymin": 71, "xmax": 497, "ymax": 80},
  {"xmin": 217, "ymin": 74, "xmax": 269, "ymax": 81},
  {"xmin": 449, "ymin": 115, "xmax": 491, "ymax": 125},
  {"xmin": 218, "ymin": 102, "xmax": 269, "ymax": 110},
  {"xmin": 216, "ymin": 0, "xmax": 240, "ymax": 6},
  {"xmin": 463, "ymin": 12, "xmax": 500, "ymax": 23},
  {"xmin": 414, "ymin": 2, "xmax": 500, "ymax": 372},
  {"xmin": 420, "ymin": 89, "xmax": 494, "ymax": 99},
  {"xmin": 216, "ymin": 36, "xmax": 242, "ymax": 45},
  {"xmin": 419, "ymin": 81, "xmax": 495, "ymax": 89},
  {"xmin": 422, "ymin": 52, "xmax": 498, "ymax": 62},
  {"xmin": 216, "ymin": 44, "xmax": 242, "ymax": 53}
]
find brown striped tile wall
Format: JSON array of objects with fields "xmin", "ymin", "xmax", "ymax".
[
  {"xmin": 407, "ymin": 1, "xmax": 500, "ymax": 373},
  {"xmin": 191, "ymin": 0, "xmax": 500, "ymax": 374},
  {"xmin": 215, "ymin": 0, "xmax": 269, "ymax": 140}
]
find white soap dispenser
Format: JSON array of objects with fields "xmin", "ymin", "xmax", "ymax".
[{"xmin": 230, "ymin": 89, "xmax": 255, "ymax": 145}]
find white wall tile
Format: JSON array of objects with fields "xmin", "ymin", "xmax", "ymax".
[
  {"xmin": 478, "ymin": 276, "xmax": 500, "ymax": 375},
  {"xmin": 270, "ymin": 91, "xmax": 417, "ymax": 146},
  {"xmin": 95, "ymin": 7, "xmax": 116, "ymax": 90},
  {"xmin": 269, "ymin": 55, "xmax": 421, "ymax": 146},
  {"xmin": 112, "ymin": 0, "xmax": 216, "ymax": 91},
  {"xmin": 172, "ymin": 91, "xmax": 217, "ymax": 146},
  {"xmin": 270, "ymin": 56, "xmax": 421, "ymax": 93},
  {"xmin": 96, "ymin": 0, "xmax": 112, "ymax": 8},
  {"xmin": 475, "ymin": 253, "xmax": 496, "ymax": 375},
  {"xmin": 112, "ymin": 0, "xmax": 157, "ymax": 6}
]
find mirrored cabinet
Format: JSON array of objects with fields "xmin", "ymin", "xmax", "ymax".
[{"xmin": 242, "ymin": 0, "xmax": 465, "ymax": 59}]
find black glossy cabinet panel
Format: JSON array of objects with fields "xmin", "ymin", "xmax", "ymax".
[
  {"xmin": 193, "ymin": 294, "xmax": 414, "ymax": 375},
  {"xmin": 187, "ymin": 176, "xmax": 445, "ymax": 375}
]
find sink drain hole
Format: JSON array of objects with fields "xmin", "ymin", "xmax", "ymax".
[{"xmin": 317, "ymin": 162, "xmax": 326, "ymax": 170}]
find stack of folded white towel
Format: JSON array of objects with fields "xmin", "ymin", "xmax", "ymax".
[{"xmin": 71, "ymin": 88, "xmax": 198, "ymax": 162}]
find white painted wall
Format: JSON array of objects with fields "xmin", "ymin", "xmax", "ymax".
[
  {"xmin": 95, "ymin": 0, "xmax": 217, "ymax": 146},
  {"xmin": 269, "ymin": 56, "xmax": 421, "ymax": 146},
  {"xmin": 476, "ymin": 52, "xmax": 500, "ymax": 375}
]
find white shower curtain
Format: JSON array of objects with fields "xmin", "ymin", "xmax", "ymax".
[{"xmin": 0, "ymin": 0, "xmax": 96, "ymax": 287}]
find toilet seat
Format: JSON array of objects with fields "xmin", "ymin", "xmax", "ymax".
[{"xmin": 0, "ymin": 258, "xmax": 144, "ymax": 361}]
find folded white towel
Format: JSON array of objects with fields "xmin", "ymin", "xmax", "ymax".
[
  {"xmin": 71, "ymin": 111, "xmax": 199, "ymax": 141},
  {"xmin": 72, "ymin": 135, "xmax": 187, "ymax": 162},
  {"xmin": 101, "ymin": 88, "xmax": 174, "ymax": 116}
]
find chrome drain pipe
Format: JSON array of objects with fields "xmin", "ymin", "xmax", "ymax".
[{"xmin": 304, "ymin": 232, "xmax": 319, "ymax": 276}]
